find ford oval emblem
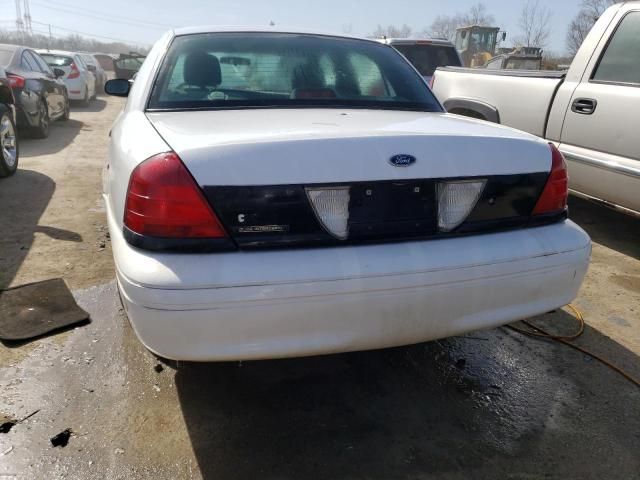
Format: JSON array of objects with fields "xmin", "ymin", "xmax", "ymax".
[{"xmin": 389, "ymin": 154, "xmax": 416, "ymax": 167}]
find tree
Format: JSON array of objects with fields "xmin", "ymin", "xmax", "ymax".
[
  {"xmin": 426, "ymin": 3, "xmax": 495, "ymax": 41},
  {"xmin": 429, "ymin": 14, "xmax": 463, "ymax": 41},
  {"xmin": 0, "ymin": 28, "xmax": 146, "ymax": 54},
  {"xmin": 566, "ymin": 0, "xmax": 622, "ymax": 55},
  {"xmin": 372, "ymin": 24, "xmax": 413, "ymax": 39},
  {"xmin": 518, "ymin": 0, "xmax": 552, "ymax": 48},
  {"xmin": 460, "ymin": 3, "xmax": 496, "ymax": 26}
]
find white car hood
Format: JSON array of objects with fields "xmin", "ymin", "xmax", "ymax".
[{"xmin": 146, "ymin": 109, "xmax": 551, "ymax": 186}]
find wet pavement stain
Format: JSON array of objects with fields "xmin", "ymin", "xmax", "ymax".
[{"xmin": 0, "ymin": 282, "xmax": 638, "ymax": 479}]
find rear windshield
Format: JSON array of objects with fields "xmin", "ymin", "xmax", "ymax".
[
  {"xmin": 0, "ymin": 49, "xmax": 15, "ymax": 67},
  {"xmin": 392, "ymin": 44, "xmax": 461, "ymax": 77},
  {"xmin": 40, "ymin": 54, "xmax": 73, "ymax": 67},
  {"xmin": 148, "ymin": 33, "xmax": 442, "ymax": 112}
]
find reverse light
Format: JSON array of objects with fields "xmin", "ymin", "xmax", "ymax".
[
  {"xmin": 306, "ymin": 186, "xmax": 350, "ymax": 240},
  {"xmin": 124, "ymin": 152, "xmax": 227, "ymax": 238},
  {"xmin": 437, "ymin": 180, "xmax": 486, "ymax": 232},
  {"xmin": 532, "ymin": 144, "xmax": 568, "ymax": 216},
  {"xmin": 7, "ymin": 74, "xmax": 25, "ymax": 89},
  {"xmin": 68, "ymin": 63, "xmax": 80, "ymax": 79}
]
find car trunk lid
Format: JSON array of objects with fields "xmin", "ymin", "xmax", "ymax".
[{"xmin": 143, "ymin": 109, "xmax": 554, "ymax": 249}]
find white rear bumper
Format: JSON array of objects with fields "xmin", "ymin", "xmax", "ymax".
[{"xmin": 109, "ymin": 209, "xmax": 590, "ymax": 361}]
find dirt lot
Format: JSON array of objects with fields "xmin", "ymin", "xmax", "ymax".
[{"xmin": 0, "ymin": 96, "xmax": 638, "ymax": 479}]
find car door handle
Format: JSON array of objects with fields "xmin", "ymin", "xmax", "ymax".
[{"xmin": 571, "ymin": 98, "xmax": 597, "ymax": 115}]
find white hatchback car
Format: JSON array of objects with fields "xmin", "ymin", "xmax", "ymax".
[
  {"xmin": 104, "ymin": 28, "xmax": 591, "ymax": 362},
  {"xmin": 38, "ymin": 50, "xmax": 96, "ymax": 106}
]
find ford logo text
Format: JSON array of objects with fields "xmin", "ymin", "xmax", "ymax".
[{"xmin": 389, "ymin": 154, "xmax": 416, "ymax": 167}]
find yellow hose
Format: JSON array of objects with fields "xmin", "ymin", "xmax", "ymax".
[{"xmin": 507, "ymin": 305, "xmax": 640, "ymax": 388}]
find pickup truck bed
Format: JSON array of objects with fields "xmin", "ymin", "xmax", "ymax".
[
  {"xmin": 433, "ymin": 67, "xmax": 565, "ymax": 138},
  {"xmin": 432, "ymin": 1, "xmax": 640, "ymax": 214}
]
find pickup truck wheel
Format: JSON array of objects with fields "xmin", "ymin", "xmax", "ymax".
[
  {"xmin": 31, "ymin": 101, "xmax": 49, "ymax": 139},
  {"xmin": 0, "ymin": 107, "xmax": 19, "ymax": 177}
]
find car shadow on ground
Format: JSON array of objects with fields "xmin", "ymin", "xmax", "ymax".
[
  {"xmin": 0, "ymin": 169, "xmax": 56, "ymax": 289},
  {"xmin": 0, "ymin": 170, "xmax": 82, "ymax": 292},
  {"xmin": 569, "ymin": 195, "xmax": 640, "ymax": 260},
  {"xmin": 175, "ymin": 309, "xmax": 640, "ymax": 480},
  {"xmin": 71, "ymin": 98, "xmax": 107, "ymax": 113},
  {"xmin": 19, "ymin": 119, "xmax": 84, "ymax": 157}
]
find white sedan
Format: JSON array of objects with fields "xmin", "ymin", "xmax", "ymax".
[{"xmin": 103, "ymin": 28, "xmax": 591, "ymax": 362}]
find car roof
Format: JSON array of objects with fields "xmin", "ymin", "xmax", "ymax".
[
  {"xmin": 170, "ymin": 26, "xmax": 379, "ymax": 44},
  {"xmin": 36, "ymin": 49, "xmax": 79, "ymax": 57},
  {"xmin": 0, "ymin": 44, "xmax": 20, "ymax": 52},
  {"xmin": 378, "ymin": 38, "xmax": 455, "ymax": 46}
]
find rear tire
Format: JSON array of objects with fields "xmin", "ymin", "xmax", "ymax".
[
  {"xmin": 61, "ymin": 95, "xmax": 70, "ymax": 121},
  {"xmin": 31, "ymin": 100, "xmax": 49, "ymax": 139},
  {"xmin": 0, "ymin": 106, "xmax": 18, "ymax": 177}
]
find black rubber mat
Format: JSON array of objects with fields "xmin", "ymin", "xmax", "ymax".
[{"xmin": 0, "ymin": 278, "xmax": 90, "ymax": 341}]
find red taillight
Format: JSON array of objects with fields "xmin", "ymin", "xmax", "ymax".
[
  {"xmin": 8, "ymin": 74, "xmax": 25, "ymax": 89},
  {"xmin": 124, "ymin": 152, "xmax": 227, "ymax": 239},
  {"xmin": 68, "ymin": 63, "xmax": 80, "ymax": 79},
  {"xmin": 533, "ymin": 144, "xmax": 568, "ymax": 215}
]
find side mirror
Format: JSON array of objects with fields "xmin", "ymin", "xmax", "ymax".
[
  {"xmin": 53, "ymin": 68, "xmax": 65, "ymax": 78},
  {"xmin": 105, "ymin": 78, "xmax": 131, "ymax": 97},
  {"xmin": 87, "ymin": 64, "xmax": 97, "ymax": 73}
]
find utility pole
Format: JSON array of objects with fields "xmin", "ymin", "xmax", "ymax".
[
  {"xmin": 15, "ymin": 0, "xmax": 25, "ymax": 42},
  {"xmin": 48, "ymin": 24, "xmax": 52, "ymax": 50},
  {"xmin": 23, "ymin": 0, "xmax": 33, "ymax": 35}
]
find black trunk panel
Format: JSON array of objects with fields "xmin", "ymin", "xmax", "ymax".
[{"xmin": 203, "ymin": 173, "xmax": 549, "ymax": 249}]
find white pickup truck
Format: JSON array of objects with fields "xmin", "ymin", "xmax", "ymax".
[{"xmin": 432, "ymin": 2, "xmax": 640, "ymax": 214}]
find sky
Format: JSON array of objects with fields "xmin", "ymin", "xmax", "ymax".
[{"xmin": 1, "ymin": 0, "xmax": 583, "ymax": 55}]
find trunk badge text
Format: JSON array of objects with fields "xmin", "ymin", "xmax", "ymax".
[
  {"xmin": 389, "ymin": 154, "xmax": 416, "ymax": 167},
  {"xmin": 238, "ymin": 225, "xmax": 289, "ymax": 234}
]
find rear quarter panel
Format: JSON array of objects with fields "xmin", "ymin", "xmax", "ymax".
[{"xmin": 432, "ymin": 69, "xmax": 562, "ymax": 137}]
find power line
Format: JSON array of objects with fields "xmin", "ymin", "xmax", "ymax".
[
  {"xmin": 30, "ymin": 0, "xmax": 174, "ymax": 29},
  {"xmin": 31, "ymin": 20, "xmax": 149, "ymax": 45}
]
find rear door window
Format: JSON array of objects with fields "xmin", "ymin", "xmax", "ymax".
[{"xmin": 592, "ymin": 11, "xmax": 640, "ymax": 85}]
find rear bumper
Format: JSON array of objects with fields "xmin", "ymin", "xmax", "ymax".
[
  {"xmin": 109, "ymin": 207, "xmax": 591, "ymax": 361},
  {"xmin": 64, "ymin": 78, "xmax": 86, "ymax": 100}
]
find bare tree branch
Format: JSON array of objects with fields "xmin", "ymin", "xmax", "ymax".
[
  {"xmin": 460, "ymin": 3, "xmax": 495, "ymax": 26},
  {"xmin": 566, "ymin": 0, "xmax": 622, "ymax": 55},
  {"xmin": 429, "ymin": 15, "xmax": 463, "ymax": 41},
  {"xmin": 0, "ymin": 28, "xmax": 146, "ymax": 54},
  {"xmin": 426, "ymin": 3, "xmax": 495, "ymax": 41},
  {"xmin": 372, "ymin": 24, "xmax": 413, "ymax": 39},
  {"xmin": 518, "ymin": 0, "xmax": 553, "ymax": 48}
]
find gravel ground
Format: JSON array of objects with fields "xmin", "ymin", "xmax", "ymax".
[{"xmin": 0, "ymin": 96, "xmax": 638, "ymax": 479}]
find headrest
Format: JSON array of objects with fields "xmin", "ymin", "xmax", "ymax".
[{"xmin": 183, "ymin": 51, "xmax": 221, "ymax": 88}]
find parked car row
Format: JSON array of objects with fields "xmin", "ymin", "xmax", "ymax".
[{"xmin": 0, "ymin": 44, "xmax": 107, "ymax": 177}]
